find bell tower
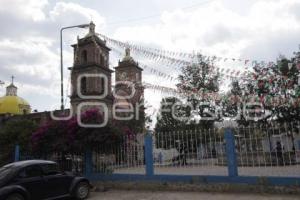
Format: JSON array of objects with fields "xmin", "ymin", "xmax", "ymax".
[
  {"xmin": 69, "ymin": 21, "xmax": 113, "ymax": 115},
  {"xmin": 114, "ymin": 48, "xmax": 144, "ymax": 108}
]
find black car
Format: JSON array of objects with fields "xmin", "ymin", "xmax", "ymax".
[{"xmin": 0, "ymin": 160, "xmax": 91, "ymax": 200}]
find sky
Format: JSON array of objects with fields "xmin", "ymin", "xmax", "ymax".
[{"xmin": 0, "ymin": 0, "xmax": 299, "ymax": 125}]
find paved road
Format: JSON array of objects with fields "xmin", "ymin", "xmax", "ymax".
[{"xmin": 89, "ymin": 190, "xmax": 300, "ymax": 200}]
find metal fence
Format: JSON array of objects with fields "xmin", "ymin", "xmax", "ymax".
[
  {"xmin": 9, "ymin": 122, "xmax": 300, "ymax": 185},
  {"xmin": 234, "ymin": 122, "xmax": 300, "ymax": 177},
  {"xmin": 19, "ymin": 151, "xmax": 85, "ymax": 175},
  {"xmin": 90, "ymin": 122, "xmax": 300, "ymax": 177},
  {"xmin": 93, "ymin": 134, "xmax": 145, "ymax": 174},
  {"xmin": 154, "ymin": 129, "xmax": 227, "ymax": 175}
]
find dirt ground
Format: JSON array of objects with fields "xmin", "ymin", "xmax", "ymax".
[{"xmin": 88, "ymin": 190, "xmax": 300, "ymax": 200}]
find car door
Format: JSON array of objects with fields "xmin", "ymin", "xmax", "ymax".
[
  {"xmin": 40, "ymin": 163, "xmax": 73, "ymax": 198},
  {"xmin": 13, "ymin": 165, "xmax": 45, "ymax": 200}
]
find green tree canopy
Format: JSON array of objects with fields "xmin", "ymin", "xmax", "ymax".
[
  {"xmin": 177, "ymin": 54, "xmax": 220, "ymax": 129},
  {"xmin": 0, "ymin": 119, "xmax": 38, "ymax": 165},
  {"xmin": 225, "ymin": 50, "xmax": 300, "ymax": 126},
  {"xmin": 155, "ymin": 97, "xmax": 189, "ymax": 132}
]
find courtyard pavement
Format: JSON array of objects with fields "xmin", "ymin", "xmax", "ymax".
[{"xmin": 114, "ymin": 164, "xmax": 300, "ymax": 177}]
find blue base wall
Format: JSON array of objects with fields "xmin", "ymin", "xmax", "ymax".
[{"xmin": 87, "ymin": 174, "xmax": 300, "ymax": 187}]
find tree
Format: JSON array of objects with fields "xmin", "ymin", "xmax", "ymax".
[
  {"xmin": 155, "ymin": 97, "xmax": 188, "ymax": 132},
  {"xmin": 221, "ymin": 80, "xmax": 247, "ymax": 125},
  {"xmin": 222, "ymin": 50, "xmax": 300, "ymax": 155},
  {"xmin": 224, "ymin": 50, "xmax": 300, "ymax": 127},
  {"xmin": 155, "ymin": 97, "xmax": 206, "ymax": 149},
  {"xmin": 114, "ymin": 98, "xmax": 147, "ymax": 134},
  {"xmin": 0, "ymin": 119, "xmax": 38, "ymax": 165},
  {"xmin": 177, "ymin": 54, "xmax": 220, "ymax": 129},
  {"xmin": 273, "ymin": 55, "xmax": 300, "ymax": 122}
]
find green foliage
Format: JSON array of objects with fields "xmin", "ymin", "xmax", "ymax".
[
  {"xmin": 226, "ymin": 50, "xmax": 300, "ymax": 125},
  {"xmin": 176, "ymin": 54, "xmax": 220, "ymax": 129},
  {"xmin": 177, "ymin": 54, "xmax": 219, "ymax": 94},
  {"xmin": 115, "ymin": 98, "xmax": 147, "ymax": 134},
  {"xmin": 0, "ymin": 119, "xmax": 38, "ymax": 165},
  {"xmin": 155, "ymin": 97, "xmax": 189, "ymax": 132}
]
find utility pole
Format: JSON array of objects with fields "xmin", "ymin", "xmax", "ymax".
[{"xmin": 60, "ymin": 23, "xmax": 90, "ymax": 111}]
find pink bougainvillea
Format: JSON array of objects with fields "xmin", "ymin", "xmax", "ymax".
[{"xmin": 31, "ymin": 108, "xmax": 122, "ymax": 152}]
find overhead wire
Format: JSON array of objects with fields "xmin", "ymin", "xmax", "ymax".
[{"xmin": 105, "ymin": 0, "xmax": 215, "ymax": 26}]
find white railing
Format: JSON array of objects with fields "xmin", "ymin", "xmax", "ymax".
[
  {"xmin": 154, "ymin": 128, "xmax": 227, "ymax": 175},
  {"xmin": 91, "ymin": 122, "xmax": 300, "ymax": 177},
  {"xmin": 234, "ymin": 122, "xmax": 300, "ymax": 177}
]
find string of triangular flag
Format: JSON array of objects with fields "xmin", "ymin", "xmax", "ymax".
[
  {"xmin": 143, "ymin": 82, "xmax": 300, "ymax": 107},
  {"xmin": 99, "ymin": 33, "xmax": 278, "ymax": 70},
  {"xmin": 108, "ymin": 42, "xmax": 252, "ymax": 81}
]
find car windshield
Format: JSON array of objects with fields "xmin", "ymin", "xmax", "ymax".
[{"xmin": 0, "ymin": 165, "xmax": 14, "ymax": 179}]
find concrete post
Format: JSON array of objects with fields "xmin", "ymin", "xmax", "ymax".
[
  {"xmin": 145, "ymin": 130, "xmax": 154, "ymax": 176},
  {"xmin": 225, "ymin": 129, "xmax": 238, "ymax": 177}
]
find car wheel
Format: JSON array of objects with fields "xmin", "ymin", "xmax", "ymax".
[
  {"xmin": 6, "ymin": 193, "xmax": 24, "ymax": 200},
  {"xmin": 75, "ymin": 182, "xmax": 90, "ymax": 199}
]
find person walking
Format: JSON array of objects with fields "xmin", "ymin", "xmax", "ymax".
[{"xmin": 275, "ymin": 141, "xmax": 284, "ymax": 166}]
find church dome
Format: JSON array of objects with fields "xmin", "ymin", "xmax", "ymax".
[
  {"xmin": 0, "ymin": 96, "xmax": 31, "ymax": 115},
  {"xmin": 0, "ymin": 78, "xmax": 31, "ymax": 115}
]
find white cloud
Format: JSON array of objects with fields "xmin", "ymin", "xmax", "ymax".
[
  {"xmin": 1, "ymin": 0, "xmax": 300, "ymax": 119},
  {"xmin": 108, "ymin": 0, "xmax": 300, "ymax": 126},
  {"xmin": 49, "ymin": 2, "xmax": 105, "ymax": 28},
  {"xmin": 0, "ymin": 0, "xmax": 48, "ymax": 21},
  {"xmin": 113, "ymin": 0, "xmax": 300, "ymax": 61},
  {"xmin": 0, "ymin": 37, "xmax": 58, "ymax": 83},
  {"xmin": 0, "ymin": 0, "xmax": 107, "ymax": 111}
]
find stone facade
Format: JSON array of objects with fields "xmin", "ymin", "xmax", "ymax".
[
  {"xmin": 69, "ymin": 22, "xmax": 144, "ymax": 118},
  {"xmin": 114, "ymin": 48, "xmax": 144, "ymax": 108},
  {"xmin": 69, "ymin": 22, "xmax": 113, "ymax": 116},
  {"xmin": 0, "ymin": 21, "xmax": 144, "ymax": 127}
]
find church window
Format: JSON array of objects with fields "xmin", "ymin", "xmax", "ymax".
[
  {"xmin": 100, "ymin": 55, "xmax": 104, "ymax": 66},
  {"xmin": 81, "ymin": 50, "xmax": 88, "ymax": 64},
  {"xmin": 81, "ymin": 77, "xmax": 87, "ymax": 94},
  {"xmin": 100, "ymin": 77, "xmax": 105, "ymax": 95}
]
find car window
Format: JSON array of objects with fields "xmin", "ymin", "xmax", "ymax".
[
  {"xmin": 18, "ymin": 165, "xmax": 42, "ymax": 178},
  {"xmin": 40, "ymin": 164, "xmax": 61, "ymax": 176}
]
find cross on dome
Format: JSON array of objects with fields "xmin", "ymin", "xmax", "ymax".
[{"xmin": 6, "ymin": 76, "xmax": 17, "ymax": 96}]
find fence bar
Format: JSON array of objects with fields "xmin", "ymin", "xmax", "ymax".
[
  {"xmin": 14, "ymin": 145, "xmax": 20, "ymax": 162},
  {"xmin": 225, "ymin": 129, "xmax": 238, "ymax": 177},
  {"xmin": 145, "ymin": 131, "xmax": 154, "ymax": 176},
  {"xmin": 84, "ymin": 149, "xmax": 93, "ymax": 177}
]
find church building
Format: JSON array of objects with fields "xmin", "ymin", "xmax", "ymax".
[
  {"xmin": 69, "ymin": 21, "xmax": 144, "ymax": 119},
  {"xmin": 0, "ymin": 21, "xmax": 144, "ymax": 126},
  {"xmin": 0, "ymin": 77, "xmax": 31, "ymax": 116}
]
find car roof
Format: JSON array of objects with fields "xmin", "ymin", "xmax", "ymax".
[{"xmin": 2, "ymin": 160, "xmax": 56, "ymax": 169}]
